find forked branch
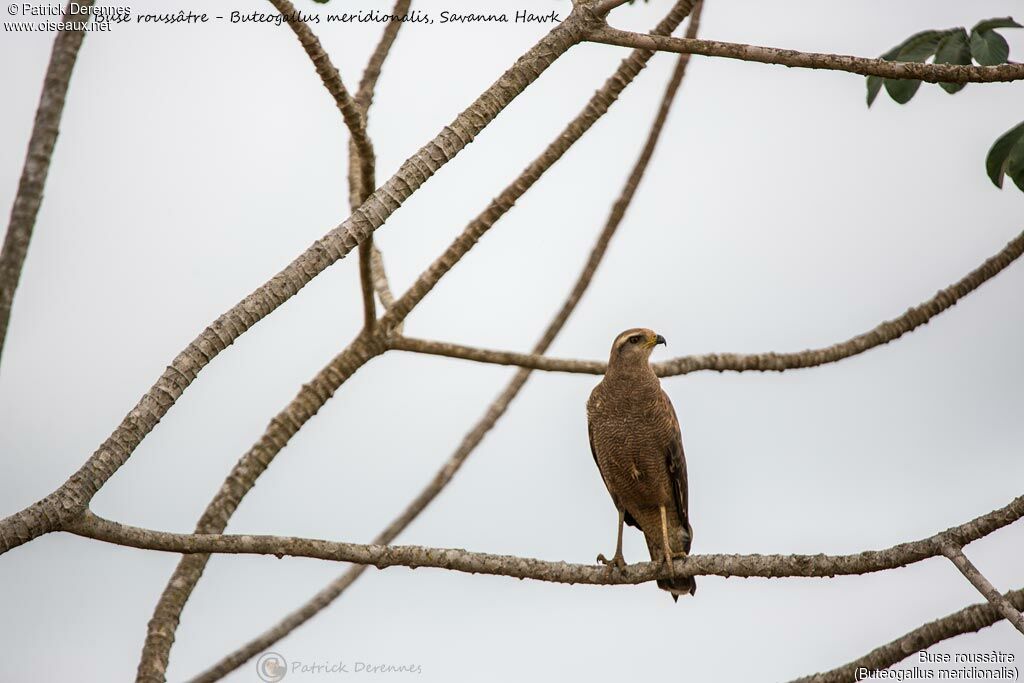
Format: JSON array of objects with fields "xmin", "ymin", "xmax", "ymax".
[{"xmin": 939, "ymin": 542, "xmax": 1024, "ymax": 636}]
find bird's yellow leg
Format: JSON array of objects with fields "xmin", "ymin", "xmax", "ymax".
[
  {"xmin": 660, "ymin": 505, "xmax": 676, "ymax": 577},
  {"xmin": 597, "ymin": 508, "xmax": 626, "ymax": 570}
]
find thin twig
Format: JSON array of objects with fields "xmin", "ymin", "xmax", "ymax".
[
  {"xmin": 939, "ymin": 542, "xmax": 1024, "ymax": 636},
  {"xmin": 188, "ymin": 7, "xmax": 704, "ymax": 679},
  {"xmin": 0, "ymin": 0, "xmax": 95, "ymax": 368},
  {"xmin": 65, "ymin": 493, "xmax": 1024, "ymax": 583},
  {"xmin": 351, "ymin": 0, "xmax": 412, "ymax": 319},
  {"xmin": 389, "ymin": 229, "xmax": 1024, "ymax": 375},
  {"xmin": 588, "ymin": 27, "xmax": 1024, "ymax": 83},
  {"xmin": 792, "ymin": 588, "xmax": 1024, "ymax": 682}
]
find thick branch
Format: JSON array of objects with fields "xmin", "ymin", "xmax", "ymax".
[
  {"xmin": 67, "ymin": 493, "xmax": 1024, "ymax": 582},
  {"xmin": 0, "ymin": 0, "xmax": 95, "ymax": 368},
  {"xmin": 588, "ymin": 27, "xmax": 1024, "ymax": 84},
  {"xmin": 939, "ymin": 542, "xmax": 1024, "ymax": 636},
  {"xmin": 391, "ymin": 230, "xmax": 1024, "ymax": 375},
  {"xmin": 190, "ymin": 8, "xmax": 705, "ymax": 679},
  {"xmin": 793, "ymin": 588, "xmax": 1024, "ymax": 683},
  {"xmin": 0, "ymin": 1, "xmax": 599, "ymax": 557}
]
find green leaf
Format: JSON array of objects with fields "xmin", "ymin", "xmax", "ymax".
[
  {"xmin": 896, "ymin": 30, "xmax": 947, "ymax": 61},
  {"xmin": 1006, "ymin": 136, "xmax": 1024, "ymax": 192},
  {"xmin": 985, "ymin": 121, "xmax": 1024, "ymax": 188},
  {"xmin": 934, "ymin": 29, "xmax": 972, "ymax": 94},
  {"xmin": 970, "ymin": 29, "xmax": 1010, "ymax": 65},
  {"xmin": 866, "ymin": 76, "xmax": 884, "ymax": 106},
  {"xmin": 883, "ymin": 78, "xmax": 922, "ymax": 104},
  {"xmin": 867, "ymin": 43, "xmax": 901, "ymax": 106},
  {"xmin": 971, "ymin": 17, "xmax": 1022, "ymax": 34},
  {"xmin": 879, "ymin": 30, "xmax": 947, "ymax": 105}
]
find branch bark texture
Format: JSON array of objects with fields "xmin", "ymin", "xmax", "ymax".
[
  {"xmin": 390, "ymin": 229, "xmax": 1024, "ymax": 375},
  {"xmin": 940, "ymin": 543, "xmax": 1024, "ymax": 636},
  {"xmin": 68, "ymin": 493, "xmax": 1024, "ymax": 584},
  {"xmin": 0, "ymin": 0, "xmax": 95, "ymax": 367},
  {"xmin": 588, "ymin": 27, "xmax": 1024, "ymax": 83}
]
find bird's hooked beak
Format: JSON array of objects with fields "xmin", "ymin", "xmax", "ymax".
[{"xmin": 647, "ymin": 334, "xmax": 667, "ymax": 348}]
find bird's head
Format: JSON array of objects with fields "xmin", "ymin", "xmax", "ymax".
[{"xmin": 607, "ymin": 327, "xmax": 666, "ymax": 372}]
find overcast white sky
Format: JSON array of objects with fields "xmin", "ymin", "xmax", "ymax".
[{"xmin": 2, "ymin": 1, "xmax": 1024, "ymax": 681}]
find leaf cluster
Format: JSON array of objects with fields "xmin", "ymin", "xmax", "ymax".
[{"xmin": 866, "ymin": 17, "xmax": 1020, "ymax": 106}]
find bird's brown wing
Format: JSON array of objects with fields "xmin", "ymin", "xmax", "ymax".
[
  {"xmin": 588, "ymin": 418, "xmax": 640, "ymax": 529},
  {"xmin": 662, "ymin": 390, "xmax": 692, "ymax": 552}
]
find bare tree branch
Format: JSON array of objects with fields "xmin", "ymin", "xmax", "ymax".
[
  {"xmin": 389, "ymin": 229, "xmax": 1024, "ymax": 375},
  {"xmin": 792, "ymin": 589, "xmax": 1024, "ymax": 683},
  {"xmin": 369, "ymin": 244, "xmax": 398, "ymax": 314},
  {"xmin": 354, "ymin": 0, "xmax": 413, "ymax": 114},
  {"xmin": 591, "ymin": 0, "xmax": 636, "ymax": 15},
  {"xmin": 348, "ymin": 0, "xmax": 413, "ymax": 326},
  {"xmin": 269, "ymin": 0, "xmax": 379, "ymax": 330},
  {"xmin": 588, "ymin": 27, "xmax": 1024, "ymax": 83},
  {"xmin": 188, "ymin": 8, "xmax": 705, "ymax": 679},
  {"xmin": 939, "ymin": 542, "xmax": 1024, "ymax": 637},
  {"xmin": 0, "ymin": 1, "xmax": 602, "ymax": 558},
  {"xmin": 66, "ymin": 493, "xmax": 1024, "ymax": 582},
  {"xmin": 0, "ymin": 0, "xmax": 95, "ymax": 368}
]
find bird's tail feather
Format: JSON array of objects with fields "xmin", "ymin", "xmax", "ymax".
[{"xmin": 645, "ymin": 527, "xmax": 696, "ymax": 602}]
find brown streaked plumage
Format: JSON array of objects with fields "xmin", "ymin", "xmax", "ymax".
[{"xmin": 587, "ymin": 327, "xmax": 695, "ymax": 601}]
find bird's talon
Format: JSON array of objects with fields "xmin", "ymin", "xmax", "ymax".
[{"xmin": 597, "ymin": 553, "xmax": 626, "ymax": 570}]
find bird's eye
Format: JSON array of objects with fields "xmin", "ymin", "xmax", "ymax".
[{"xmin": 628, "ymin": 335, "xmax": 642, "ymax": 344}]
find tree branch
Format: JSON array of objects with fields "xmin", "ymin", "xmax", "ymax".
[
  {"xmin": 939, "ymin": 542, "xmax": 1024, "ymax": 637},
  {"xmin": 269, "ymin": 0, "xmax": 379, "ymax": 329},
  {"xmin": 588, "ymin": 27, "xmax": 1024, "ymax": 84},
  {"xmin": 65, "ymin": 492, "xmax": 1024, "ymax": 583},
  {"xmin": 792, "ymin": 588, "xmax": 1024, "ymax": 682},
  {"xmin": 0, "ymin": 0, "xmax": 600, "ymax": 558},
  {"xmin": 351, "ymin": 0, "xmax": 411, "ymax": 321},
  {"xmin": 188, "ymin": 7, "xmax": 705, "ymax": 679},
  {"xmin": 389, "ymin": 229, "xmax": 1024, "ymax": 375},
  {"xmin": 0, "ymin": 0, "xmax": 95, "ymax": 368}
]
